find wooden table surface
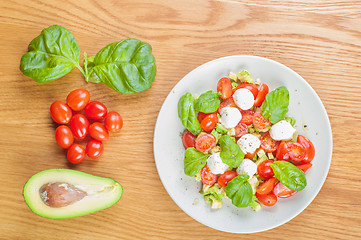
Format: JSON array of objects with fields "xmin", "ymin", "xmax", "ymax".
[{"xmin": 1, "ymin": 0, "xmax": 361, "ymax": 239}]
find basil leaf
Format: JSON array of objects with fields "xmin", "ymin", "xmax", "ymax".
[
  {"xmin": 225, "ymin": 175, "xmax": 253, "ymax": 208},
  {"xmin": 20, "ymin": 25, "xmax": 81, "ymax": 83},
  {"xmin": 194, "ymin": 90, "xmax": 221, "ymax": 113},
  {"xmin": 219, "ymin": 135, "xmax": 244, "ymax": 168},
  {"xmin": 261, "ymin": 86, "xmax": 289, "ymax": 124},
  {"xmin": 270, "ymin": 161, "xmax": 307, "ymax": 191},
  {"xmin": 284, "ymin": 116, "xmax": 296, "ymax": 126},
  {"xmin": 178, "ymin": 93, "xmax": 202, "ymax": 135},
  {"xmin": 85, "ymin": 39, "xmax": 156, "ymax": 94},
  {"xmin": 184, "ymin": 147, "xmax": 208, "ymax": 177}
]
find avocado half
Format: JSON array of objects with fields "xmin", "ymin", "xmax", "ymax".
[{"xmin": 23, "ymin": 169, "xmax": 123, "ymax": 219}]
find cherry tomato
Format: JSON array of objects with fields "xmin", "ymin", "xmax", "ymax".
[
  {"xmin": 218, "ymin": 97, "xmax": 238, "ymax": 114},
  {"xmin": 86, "ymin": 140, "xmax": 104, "ymax": 159},
  {"xmin": 240, "ymin": 109, "xmax": 254, "ymax": 125},
  {"xmin": 217, "ymin": 77, "xmax": 232, "ymax": 99},
  {"xmin": 50, "ymin": 101, "xmax": 72, "ymax": 124},
  {"xmin": 201, "ymin": 165, "xmax": 217, "ymax": 185},
  {"xmin": 200, "ymin": 113, "xmax": 218, "ymax": 132},
  {"xmin": 257, "ymin": 160, "xmax": 274, "ymax": 179},
  {"xmin": 234, "ymin": 122, "xmax": 248, "ymax": 137},
  {"xmin": 296, "ymin": 163, "xmax": 312, "ymax": 172},
  {"xmin": 182, "ymin": 130, "xmax": 196, "ymax": 149},
  {"xmin": 67, "ymin": 144, "xmax": 86, "ymax": 164},
  {"xmin": 89, "ymin": 122, "xmax": 109, "ymax": 141},
  {"xmin": 253, "ymin": 108, "xmax": 271, "ymax": 130},
  {"xmin": 273, "ymin": 182, "xmax": 297, "ymax": 198},
  {"xmin": 55, "ymin": 125, "xmax": 74, "ymax": 149},
  {"xmin": 195, "ymin": 134, "xmax": 216, "ymax": 152},
  {"xmin": 276, "ymin": 141, "xmax": 290, "ymax": 160},
  {"xmin": 260, "ymin": 132, "xmax": 280, "ymax": 153},
  {"xmin": 245, "ymin": 150, "xmax": 257, "ymax": 159},
  {"xmin": 256, "ymin": 192, "xmax": 277, "ymax": 206},
  {"xmin": 254, "ymin": 83, "xmax": 269, "ymax": 107},
  {"xmin": 197, "ymin": 112, "xmax": 208, "ymax": 123},
  {"xmin": 232, "ymin": 83, "xmax": 259, "ymax": 99},
  {"xmin": 217, "ymin": 171, "xmax": 237, "ymax": 187},
  {"xmin": 297, "ymin": 135, "xmax": 315, "ymax": 163},
  {"xmin": 85, "ymin": 101, "xmax": 107, "ymax": 119},
  {"xmin": 256, "ymin": 177, "xmax": 276, "ymax": 195},
  {"xmin": 288, "ymin": 142, "xmax": 306, "ymax": 162},
  {"xmin": 66, "ymin": 89, "xmax": 90, "ymax": 111},
  {"xmin": 104, "ymin": 111, "xmax": 123, "ymax": 133},
  {"xmin": 70, "ymin": 114, "xmax": 89, "ymax": 139}
]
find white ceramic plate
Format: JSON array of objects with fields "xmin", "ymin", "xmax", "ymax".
[{"xmin": 153, "ymin": 55, "xmax": 332, "ymax": 233}]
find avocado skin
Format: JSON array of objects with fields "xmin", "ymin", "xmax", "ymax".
[{"xmin": 23, "ymin": 169, "xmax": 123, "ymax": 219}]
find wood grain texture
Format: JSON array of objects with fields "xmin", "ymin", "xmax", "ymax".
[{"xmin": 1, "ymin": 0, "xmax": 361, "ymax": 239}]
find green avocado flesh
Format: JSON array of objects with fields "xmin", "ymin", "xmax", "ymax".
[{"xmin": 23, "ymin": 169, "xmax": 123, "ymax": 219}]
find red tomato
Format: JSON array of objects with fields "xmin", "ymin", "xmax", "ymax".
[
  {"xmin": 288, "ymin": 143, "xmax": 306, "ymax": 162},
  {"xmin": 201, "ymin": 165, "xmax": 217, "ymax": 185},
  {"xmin": 217, "ymin": 77, "xmax": 232, "ymax": 99},
  {"xmin": 234, "ymin": 122, "xmax": 248, "ymax": 137},
  {"xmin": 195, "ymin": 134, "xmax": 216, "ymax": 152},
  {"xmin": 55, "ymin": 125, "xmax": 74, "ymax": 149},
  {"xmin": 50, "ymin": 101, "xmax": 72, "ymax": 124},
  {"xmin": 257, "ymin": 160, "xmax": 274, "ymax": 179},
  {"xmin": 70, "ymin": 114, "xmax": 89, "ymax": 139},
  {"xmin": 256, "ymin": 177, "xmax": 276, "ymax": 195},
  {"xmin": 254, "ymin": 83, "xmax": 269, "ymax": 107},
  {"xmin": 276, "ymin": 141, "xmax": 290, "ymax": 160},
  {"xmin": 256, "ymin": 192, "xmax": 277, "ymax": 206},
  {"xmin": 86, "ymin": 140, "xmax": 104, "ymax": 159},
  {"xmin": 197, "ymin": 112, "xmax": 208, "ymax": 123},
  {"xmin": 200, "ymin": 113, "xmax": 218, "ymax": 132},
  {"xmin": 260, "ymin": 132, "xmax": 280, "ymax": 153},
  {"xmin": 66, "ymin": 89, "xmax": 90, "ymax": 111},
  {"xmin": 217, "ymin": 171, "xmax": 237, "ymax": 187},
  {"xmin": 232, "ymin": 83, "xmax": 259, "ymax": 99},
  {"xmin": 218, "ymin": 97, "xmax": 237, "ymax": 114},
  {"xmin": 182, "ymin": 130, "xmax": 196, "ymax": 149},
  {"xmin": 240, "ymin": 109, "xmax": 254, "ymax": 125},
  {"xmin": 253, "ymin": 108, "xmax": 271, "ymax": 130},
  {"xmin": 89, "ymin": 122, "xmax": 109, "ymax": 141},
  {"xmin": 297, "ymin": 163, "xmax": 312, "ymax": 172},
  {"xmin": 273, "ymin": 182, "xmax": 297, "ymax": 198},
  {"xmin": 85, "ymin": 101, "xmax": 108, "ymax": 120},
  {"xmin": 297, "ymin": 135, "xmax": 315, "ymax": 163},
  {"xmin": 104, "ymin": 111, "xmax": 123, "ymax": 133},
  {"xmin": 67, "ymin": 144, "xmax": 86, "ymax": 164},
  {"xmin": 245, "ymin": 150, "xmax": 257, "ymax": 159}
]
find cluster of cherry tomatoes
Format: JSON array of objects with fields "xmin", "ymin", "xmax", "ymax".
[{"xmin": 50, "ymin": 89, "xmax": 123, "ymax": 164}]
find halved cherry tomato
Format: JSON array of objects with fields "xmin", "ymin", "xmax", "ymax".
[
  {"xmin": 200, "ymin": 113, "xmax": 218, "ymax": 132},
  {"xmin": 288, "ymin": 142, "xmax": 306, "ymax": 162},
  {"xmin": 240, "ymin": 109, "xmax": 254, "ymax": 125},
  {"xmin": 257, "ymin": 160, "xmax": 274, "ymax": 179},
  {"xmin": 50, "ymin": 101, "xmax": 72, "ymax": 124},
  {"xmin": 245, "ymin": 150, "xmax": 257, "ymax": 159},
  {"xmin": 182, "ymin": 130, "xmax": 196, "ymax": 149},
  {"xmin": 256, "ymin": 177, "xmax": 276, "ymax": 195},
  {"xmin": 66, "ymin": 89, "xmax": 90, "ymax": 111},
  {"xmin": 253, "ymin": 108, "xmax": 271, "ymax": 130},
  {"xmin": 67, "ymin": 144, "xmax": 86, "ymax": 164},
  {"xmin": 297, "ymin": 135, "xmax": 315, "ymax": 163},
  {"xmin": 260, "ymin": 132, "xmax": 280, "ymax": 153},
  {"xmin": 89, "ymin": 122, "xmax": 109, "ymax": 141},
  {"xmin": 104, "ymin": 111, "xmax": 123, "ymax": 133},
  {"xmin": 86, "ymin": 140, "xmax": 104, "ymax": 159},
  {"xmin": 85, "ymin": 101, "xmax": 108, "ymax": 120},
  {"xmin": 234, "ymin": 122, "xmax": 248, "ymax": 137},
  {"xmin": 232, "ymin": 83, "xmax": 259, "ymax": 99},
  {"xmin": 201, "ymin": 165, "xmax": 217, "ymax": 185},
  {"xmin": 217, "ymin": 77, "xmax": 232, "ymax": 100},
  {"xmin": 256, "ymin": 192, "xmax": 277, "ymax": 206},
  {"xmin": 254, "ymin": 83, "xmax": 269, "ymax": 107},
  {"xmin": 296, "ymin": 163, "xmax": 312, "ymax": 172},
  {"xmin": 273, "ymin": 182, "xmax": 297, "ymax": 198},
  {"xmin": 197, "ymin": 112, "xmax": 208, "ymax": 123},
  {"xmin": 55, "ymin": 125, "xmax": 74, "ymax": 149},
  {"xmin": 217, "ymin": 171, "xmax": 237, "ymax": 187},
  {"xmin": 276, "ymin": 141, "xmax": 290, "ymax": 160},
  {"xmin": 218, "ymin": 97, "xmax": 237, "ymax": 114},
  {"xmin": 70, "ymin": 114, "xmax": 89, "ymax": 139},
  {"xmin": 195, "ymin": 134, "xmax": 216, "ymax": 152}
]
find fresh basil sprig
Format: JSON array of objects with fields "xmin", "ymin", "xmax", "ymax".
[
  {"xmin": 261, "ymin": 86, "xmax": 289, "ymax": 124},
  {"xmin": 184, "ymin": 147, "xmax": 208, "ymax": 177},
  {"xmin": 219, "ymin": 135, "xmax": 244, "ymax": 168},
  {"xmin": 270, "ymin": 161, "xmax": 307, "ymax": 191},
  {"xmin": 20, "ymin": 25, "xmax": 156, "ymax": 94},
  {"xmin": 225, "ymin": 175, "xmax": 253, "ymax": 208},
  {"xmin": 194, "ymin": 90, "xmax": 221, "ymax": 113},
  {"xmin": 178, "ymin": 92, "xmax": 202, "ymax": 135}
]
